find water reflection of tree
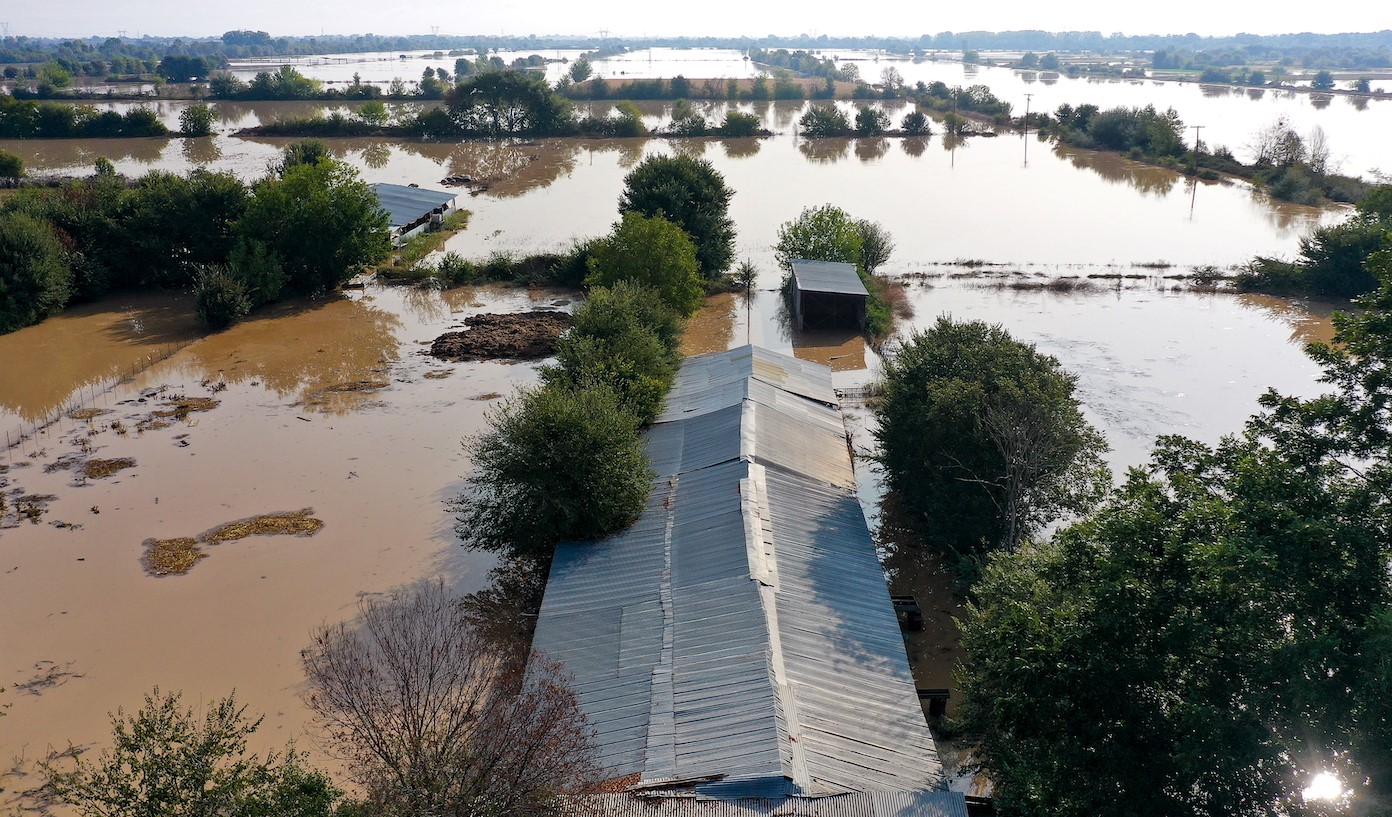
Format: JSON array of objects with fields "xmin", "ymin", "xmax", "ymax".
[
  {"xmin": 770, "ymin": 101, "xmax": 800, "ymax": 130},
  {"xmin": 940, "ymin": 133, "xmax": 970, "ymax": 153},
  {"xmin": 720, "ymin": 138, "xmax": 761, "ymax": 159},
  {"xmin": 390, "ymin": 139, "xmax": 580, "ymax": 197},
  {"xmin": 1348, "ymin": 96, "xmax": 1369, "ymax": 111},
  {"xmin": 901, "ymin": 137, "xmax": 928, "ymax": 158},
  {"xmin": 1054, "ymin": 144, "xmax": 1178, "ymax": 197},
  {"xmin": 799, "ymin": 138, "xmax": 850, "ymax": 164},
  {"xmin": 1250, "ymin": 188, "xmax": 1327, "ymax": 236},
  {"xmin": 1310, "ymin": 94, "xmax": 1333, "ymax": 110},
  {"xmin": 180, "ymin": 293, "xmax": 402, "ymax": 414},
  {"xmin": 459, "ymin": 555, "xmax": 550, "ymax": 662},
  {"xmin": 0, "ymin": 137, "xmax": 173, "ymax": 171},
  {"xmin": 181, "ymin": 136, "xmax": 222, "ymax": 166},
  {"xmin": 667, "ymin": 138, "xmax": 709, "ymax": 160},
  {"xmin": 359, "ymin": 142, "xmax": 392, "ymax": 169},
  {"xmin": 855, "ymin": 138, "xmax": 890, "ymax": 162}
]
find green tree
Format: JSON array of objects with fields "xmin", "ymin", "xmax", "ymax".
[
  {"xmin": 774, "ymin": 203, "xmax": 863, "ymax": 271},
  {"xmin": 1019, "ymin": 52, "xmax": 1039, "ymax": 68},
  {"xmin": 717, "ymin": 110, "xmax": 761, "ymax": 137},
  {"xmin": 178, "ymin": 103, "xmax": 215, "ymax": 137},
  {"xmin": 0, "ymin": 149, "xmax": 22, "ymax": 178},
  {"xmin": 1311, "ymin": 69, "xmax": 1336, "ymax": 90},
  {"xmin": 193, "ymin": 265, "xmax": 252, "ymax": 330},
  {"xmin": 1352, "ymin": 77, "xmax": 1372, "ymax": 93},
  {"xmin": 445, "ymin": 71, "xmax": 573, "ymax": 137},
  {"xmin": 568, "ymin": 56, "xmax": 593, "ymax": 83},
  {"xmin": 901, "ymin": 110, "xmax": 930, "ymax": 135},
  {"xmin": 798, "ymin": 104, "xmax": 851, "ymax": 137},
  {"xmin": 455, "ymin": 382, "xmax": 652, "ymax": 558},
  {"xmin": 235, "ymin": 158, "xmax": 390, "ymax": 294},
  {"xmin": 875, "ymin": 317, "xmax": 1108, "ymax": 558},
  {"xmin": 542, "ymin": 282, "xmax": 682, "ymax": 424},
  {"xmin": 586, "ymin": 212, "xmax": 704, "ymax": 316},
  {"xmin": 854, "ymin": 105, "xmax": 889, "ymax": 136},
  {"xmin": 356, "ymin": 100, "xmax": 389, "ymax": 126},
  {"xmin": 618, "ymin": 154, "xmax": 736, "ymax": 278},
  {"xmin": 272, "ymin": 139, "xmax": 331, "ymax": 176},
  {"xmin": 959, "ymin": 262, "xmax": 1392, "ymax": 813},
  {"xmin": 42, "ymin": 688, "xmax": 341, "ymax": 817},
  {"xmin": 0, "ymin": 211, "xmax": 72, "ymax": 333}
]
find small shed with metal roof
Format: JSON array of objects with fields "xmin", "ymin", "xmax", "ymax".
[
  {"xmin": 789, "ymin": 260, "xmax": 868, "ymax": 331},
  {"xmin": 369, "ymin": 182, "xmax": 457, "ymax": 245},
  {"xmin": 530, "ymin": 345, "xmax": 965, "ymax": 817}
]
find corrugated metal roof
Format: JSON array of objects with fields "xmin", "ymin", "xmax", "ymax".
[
  {"xmin": 531, "ymin": 344, "xmax": 945, "ymax": 805},
  {"xmin": 562, "ymin": 792, "xmax": 969, "ymax": 817},
  {"xmin": 791, "ymin": 261, "xmax": 869, "ymax": 298},
  {"xmin": 369, "ymin": 182, "xmax": 456, "ymax": 228}
]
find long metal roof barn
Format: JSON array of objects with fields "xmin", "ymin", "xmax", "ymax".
[
  {"xmin": 531, "ymin": 345, "xmax": 961, "ymax": 816},
  {"xmin": 368, "ymin": 182, "xmax": 456, "ymax": 229}
]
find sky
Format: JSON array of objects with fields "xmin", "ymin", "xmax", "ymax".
[{"xmin": 9, "ymin": 0, "xmax": 1386, "ymax": 40}]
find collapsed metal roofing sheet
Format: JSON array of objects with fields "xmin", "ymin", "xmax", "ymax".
[
  {"xmin": 368, "ymin": 182, "xmax": 456, "ymax": 228},
  {"xmin": 531, "ymin": 345, "xmax": 946, "ymax": 807},
  {"xmin": 562, "ymin": 792, "xmax": 968, "ymax": 817},
  {"xmin": 790, "ymin": 260, "xmax": 869, "ymax": 298}
]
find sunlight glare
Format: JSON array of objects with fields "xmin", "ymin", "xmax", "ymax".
[{"xmin": 1302, "ymin": 771, "xmax": 1344, "ymax": 802}]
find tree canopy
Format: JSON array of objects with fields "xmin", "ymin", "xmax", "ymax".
[
  {"xmin": 959, "ymin": 257, "xmax": 1392, "ymax": 817},
  {"xmin": 618, "ymin": 155, "xmax": 736, "ymax": 278},
  {"xmin": 875, "ymin": 317, "xmax": 1108, "ymax": 559},
  {"xmin": 445, "ymin": 71, "xmax": 574, "ymax": 137},
  {"xmin": 234, "ymin": 157, "xmax": 390, "ymax": 294},
  {"xmin": 0, "ymin": 211, "xmax": 72, "ymax": 334},
  {"xmin": 586, "ymin": 212, "xmax": 705, "ymax": 316}
]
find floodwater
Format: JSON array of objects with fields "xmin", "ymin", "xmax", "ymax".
[
  {"xmin": 827, "ymin": 53, "xmax": 1392, "ymax": 177},
  {"xmin": 0, "ymin": 284, "xmax": 566, "ymax": 808},
  {"xmin": 0, "ymin": 87, "xmax": 1359, "ymax": 802},
  {"xmin": 204, "ymin": 46, "xmax": 1392, "ymax": 176},
  {"xmin": 3, "ymin": 102, "xmax": 1343, "ymax": 273}
]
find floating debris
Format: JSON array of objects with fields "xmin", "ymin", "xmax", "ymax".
[
  {"xmin": 423, "ymin": 368, "xmax": 454, "ymax": 379},
  {"xmin": 14, "ymin": 660, "xmax": 84, "ymax": 696},
  {"xmin": 472, "ymin": 392, "xmax": 504, "ymax": 401},
  {"xmin": 69, "ymin": 408, "xmax": 111, "ymax": 421},
  {"xmin": 199, "ymin": 508, "xmax": 325, "ymax": 544},
  {"xmin": 428, "ymin": 311, "xmax": 571, "ymax": 362},
  {"xmin": 152, "ymin": 397, "xmax": 220, "ymax": 421},
  {"xmin": 142, "ymin": 537, "xmax": 206, "ymax": 576},
  {"xmin": 318, "ymin": 379, "xmax": 389, "ymax": 394},
  {"xmin": 140, "ymin": 508, "xmax": 325, "ymax": 577},
  {"xmin": 81, "ymin": 458, "xmax": 136, "ymax": 479}
]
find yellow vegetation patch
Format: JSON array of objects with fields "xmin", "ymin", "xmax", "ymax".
[
  {"xmin": 69, "ymin": 408, "xmax": 112, "ymax": 421},
  {"xmin": 82, "ymin": 457, "xmax": 136, "ymax": 479},
  {"xmin": 153, "ymin": 397, "xmax": 220, "ymax": 420},
  {"xmin": 142, "ymin": 537, "xmax": 207, "ymax": 576},
  {"xmin": 141, "ymin": 509, "xmax": 325, "ymax": 578},
  {"xmin": 198, "ymin": 508, "xmax": 324, "ymax": 544}
]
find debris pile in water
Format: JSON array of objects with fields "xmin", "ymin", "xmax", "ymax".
[{"xmin": 428, "ymin": 311, "xmax": 570, "ymax": 362}]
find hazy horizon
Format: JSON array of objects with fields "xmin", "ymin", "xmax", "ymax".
[{"xmin": 9, "ymin": 0, "xmax": 1388, "ymax": 41}]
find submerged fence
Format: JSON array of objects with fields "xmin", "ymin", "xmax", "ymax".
[{"xmin": 3, "ymin": 340, "xmax": 196, "ymax": 457}]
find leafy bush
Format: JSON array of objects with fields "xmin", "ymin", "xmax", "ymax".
[
  {"xmin": 854, "ymin": 105, "xmax": 889, "ymax": 136},
  {"xmin": 798, "ymin": 105, "xmax": 851, "ymax": 137},
  {"xmin": 901, "ymin": 110, "xmax": 931, "ymax": 135},
  {"xmin": 0, "ymin": 211, "xmax": 72, "ymax": 333},
  {"xmin": 178, "ymin": 103, "xmax": 216, "ymax": 136},
  {"xmin": 587, "ymin": 212, "xmax": 704, "ymax": 316},
  {"xmin": 619, "ymin": 154, "xmax": 736, "ymax": 278},
  {"xmin": 0, "ymin": 148, "xmax": 22, "ymax": 178},
  {"xmin": 193, "ymin": 266, "xmax": 252, "ymax": 329},
  {"xmin": 455, "ymin": 382, "xmax": 652, "ymax": 559},
  {"xmin": 717, "ymin": 110, "xmax": 762, "ymax": 137}
]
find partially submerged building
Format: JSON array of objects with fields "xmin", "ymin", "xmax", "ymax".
[
  {"xmin": 369, "ymin": 182, "xmax": 457, "ymax": 246},
  {"xmin": 531, "ymin": 345, "xmax": 964, "ymax": 817},
  {"xmin": 789, "ymin": 260, "xmax": 868, "ymax": 331}
]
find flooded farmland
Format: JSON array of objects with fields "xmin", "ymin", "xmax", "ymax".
[{"xmin": 0, "ymin": 70, "xmax": 1368, "ymax": 808}]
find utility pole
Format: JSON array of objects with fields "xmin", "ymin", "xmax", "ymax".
[
  {"xmin": 1189, "ymin": 124, "xmax": 1204, "ymax": 154},
  {"xmin": 1022, "ymin": 92, "xmax": 1033, "ymax": 167},
  {"xmin": 430, "ymin": 25, "xmax": 439, "ymax": 37}
]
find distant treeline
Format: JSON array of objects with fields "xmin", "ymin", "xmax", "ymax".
[{"xmin": 3, "ymin": 29, "xmax": 1391, "ymax": 68}]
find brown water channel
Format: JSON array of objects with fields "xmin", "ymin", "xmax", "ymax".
[{"xmin": 0, "ymin": 109, "xmax": 1351, "ymax": 801}]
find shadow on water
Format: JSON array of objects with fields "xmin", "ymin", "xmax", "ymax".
[
  {"xmin": 800, "ymin": 137, "xmax": 851, "ymax": 164},
  {"xmin": 720, "ymin": 137, "xmax": 761, "ymax": 159},
  {"xmin": 176, "ymin": 292, "xmax": 403, "ymax": 414},
  {"xmin": 1053, "ymin": 144, "xmax": 1180, "ymax": 197}
]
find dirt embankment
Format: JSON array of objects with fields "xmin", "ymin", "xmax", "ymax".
[{"xmin": 428, "ymin": 311, "xmax": 571, "ymax": 362}]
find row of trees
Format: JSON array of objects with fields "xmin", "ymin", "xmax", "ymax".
[
  {"xmin": 456, "ymin": 153, "xmax": 735, "ymax": 561},
  {"xmin": 0, "ymin": 95, "xmax": 168, "ymax": 138},
  {"xmin": 937, "ymin": 254, "xmax": 1392, "ymax": 815},
  {"xmin": 0, "ymin": 141, "xmax": 390, "ymax": 333},
  {"xmin": 798, "ymin": 104, "xmax": 931, "ymax": 137}
]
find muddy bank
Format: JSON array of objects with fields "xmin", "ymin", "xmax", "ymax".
[{"xmin": 428, "ymin": 311, "xmax": 571, "ymax": 362}]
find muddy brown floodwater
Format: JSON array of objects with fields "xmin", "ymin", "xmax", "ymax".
[{"xmin": 0, "ymin": 283, "xmax": 572, "ymax": 809}]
